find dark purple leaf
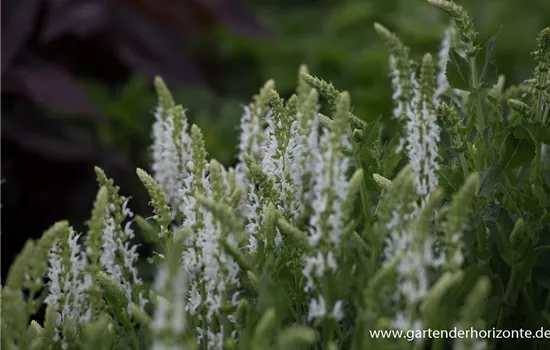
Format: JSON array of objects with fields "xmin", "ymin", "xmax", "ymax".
[
  {"xmin": 1, "ymin": 0, "xmax": 42, "ymax": 73},
  {"xmin": 192, "ymin": 0, "xmax": 264, "ymax": 36},
  {"xmin": 113, "ymin": 3, "xmax": 205, "ymax": 86},
  {"xmin": 2, "ymin": 59, "xmax": 102, "ymax": 117},
  {"xmin": 40, "ymin": 0, "xmax": 109, "ymax": 43},
  {"xmin": 1, "ymin": 116, "xmax": 95, "ymax": 161}
]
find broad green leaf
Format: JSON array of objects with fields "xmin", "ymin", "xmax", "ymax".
[
  {"xmin": 446, "ymin": 49, "xmax": 470, "ymax": 91},
  {"xmin": 514, "ymin": 120, "xmax": 550, "ymax": 144},
  {"xmin": 479, "ymin": 33, "xmax": 500, "ymax": 90},
  {"xmin": 499, "ymin": 134, "xmax": 535, "ymax": 171},
  {"xmin": 478, "ymin": 165, "xmax": 503, "ymax": 199},
  {"xmin": 437, "ymin": 165, "xmax": 464, "ymax": 196}
]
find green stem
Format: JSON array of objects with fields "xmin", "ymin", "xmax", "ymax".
[
  {"xmin": 542, "ymin": 102, "xmax": 550, "ymax": 126},
  {"xmin": 494, "ymin": 265, "xmax": 518, "ymax": 349},
  {"xmin": 469, "ymin": 56, "xmax": 486, "ymax": 132},
  {"xmin": 459, "ymin": 153, "xmax": 469, "ymax": 178},
  {"xmin": 533, "ymin": 142, "xmax": 542, "ymax": 182},
  {"xmin": 536, "ymin": 73, "xmax": 546, "ymax": 122},
  {"xmin": 355, "ymin": 151, "xmax": 372, "ymax": 227},
  {"xmin": 324, "ymin": 318, "xmax": 334, "ymax": 350}
]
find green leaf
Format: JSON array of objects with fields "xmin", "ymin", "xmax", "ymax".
[
  {"xmin": 515, "ymin": 120, "xmax": 550, "ymax": 144},
  {"xmin": 446, "ymin": 49, "xmax": 470, "ymax": 91},
  {"xmin": 478, "ymin": 165, "xmax": 503, "ymax": 199},
  {"xmin": 379, "ymin": 136, "xmax": 404, "ymax": 178},
  {"xmin": 499, "ymin": 134, "xmax": 536, "ymax": 171},
  {"xmin": 479, "ymin": 33, "xmax": 500, "ymax": 89},
  {"xmin": 359, "ymin": 115, "xmax": 381, "ymax": 150},
  {"xmin": 495, "ymin": 222, "xmax": 515, "ymax": 267},
  {"xmin": 485, "ymin": 295, "xmax": 503, "ymax": 326},
  {"xmin": 437, "ymin": 165, "xmax": 464, "ymax": 196}
]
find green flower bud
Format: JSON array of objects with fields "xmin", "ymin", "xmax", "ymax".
[
  {"xmin": 42, "ymin": 304, "xmax": 58, "ymax": 347},
  {"xmin": 136, "ymin": 168, "xmax": 172, "ymax": 240},
  {"xmin": 86, "ymin": 187, "xmax": 109, "ymax": 266},
  {"xmin": 221, "ymin": 239, "xmax": 251, "ymax": 272},
  {"xmin": 193, "ymin": 194, "xmax": 244, "ymax": 232},
  {"xmin": 154, "ymin": 76, "xmax": 175, "ymax": 119},
  {"xmin": 459, "ymin": 276, "xmax": 491, "ymax": 323},
  {"xmin": 297, "ymin": 64, "xmax": 313, "ymax": 101},
  {"xmin": 6, "ymin": 240, "xmax": 35, "ymax": 290},
  {"xmin": 254, "ymin": 309, "xmax": 277, "ymax": 344},
  {"xmin": 376, "ymin": 317, "xmax": 393, "ymax": 330},
  {"xmin": 276, "ymin": 326, "xmax": 317, "ymax": 349},
  {"xmin": 246, "ymin": 271, "xmax": 259, "ymax": 291},
  {"xmin": 276, "ymin": 217, "xmax": 309, "ymax": 248},
  {"xmin": 420, "ymin": 53, "xmax": 436, "ymax": 114},
  {"xmin": 224, "ymin": 338, "xmax": 236, "ymax": 350},
  {"xmin": 190, "ymin": 124, "xmax": 207, "ymax": 183},
  {"xmin": 538, "ymin": 27, "xmax": 550, "ymax": 52},
  {"xmin": 300, "ymin": 73, "xmax": 339, "ymax": 105},
  {"xmin": 426, "ymin": 0, "xmax": 478, "ymax": 47},
  {"xmin": 353, "ymin": 128, "xmax": 364, "ymax": 142},
  {"xmin": 508, "ymin": 99, "xmax": 533, "ymax": 119},
  {"xmin": 348, "ymin": 169, "xmax": 364, "ymax": 198},
  {"xmin": 509, "ymin": 218, "xmax": 528, "ymax": 255},
  {"xmin": 373, "ymin": 173, "xmax": 392, "ymax": 191},
  {"xmin": 130, "ymin": 303, "xmax": 152, "ymax": 328},
  {"xmin": 236, "ymin": 298, "xmax": 249, "ymax": 328},
  {"xmin": 421, "ymin": 271, "xmax": 464, "ymax": 317},
  {"xmin": 319, "ymin": 113, "xmax": 334, "ymax": 129},
  {"xmin": 62, "ymin": 316, "xmax": 79, "ymax": 350}
]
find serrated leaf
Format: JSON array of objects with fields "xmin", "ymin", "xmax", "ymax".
[
  {"xmin": 478, "ymin": 165, "xmax": 503, "ymax": 199},
  {"xmin": 360, "ymin": 116, "xmax": 381, "ymax": 149},
  {"xmin": 446, "ymin": 49, "xmax": 470, "ymax": 91},
  {"xmin": 479, "ymin": 33, "xmax": 500, "ymax": 89},
  {"xmin": 499, "ymin": 134, "xmax": 536, "ymax": 171},
  {"xmin": 437, "ymin": 165, "xmax": 464, "ymax": 195},
  {"xmin": 515, "ymin": 120, "xmax": 550, "ymax": 144}
]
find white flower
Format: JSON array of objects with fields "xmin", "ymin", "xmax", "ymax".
[
  {"xmin": 45, "ymin": 229, "xmax": 92, "ymax": 347},
  {"xmin": 405, "ymin": 73, "xmax": 441, "ymax": 197},
  {"xmin": 151, "ymin": 265, "xmax": 188, "ymax": 350},
  {"xmin": 151, "ymin": 106, "xmax": 193, "ymax": 218},
  {"xmin": 435, "ymin": 26, "xmax": 452, "ymax": 103},
  {"xmin": 100, "ymin": 198, "xmax": 146, "ymax": 311}
]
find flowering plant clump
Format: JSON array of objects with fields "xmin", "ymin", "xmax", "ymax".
[{"xmin": 2, "ymin": 1, "xmax": 550, "ymax": 350}]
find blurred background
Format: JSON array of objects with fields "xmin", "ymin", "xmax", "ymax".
[{"xmin": 2, "ymin": 0, "xmax": 549, "ymax": 280}]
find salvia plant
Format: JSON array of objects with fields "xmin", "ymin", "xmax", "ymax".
[{"xmin": 2, "ymin": 1, "xmax": 550, "ymax": 350}]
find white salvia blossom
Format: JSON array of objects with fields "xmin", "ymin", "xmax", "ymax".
[
  {"xmin": 435, "ymin": 27, "xmax": 453, "ymax": 103},
  {"xmin": 302, "ymin": 120, "xmax": 352, "ymax": 322},
  {"xmin": 260, "ymin": 108, "xmax": 320, "ymax": 226},
  {"xmin": 383, "ymin": 201, "xmax": 445, "ymax": 336},
  {"xmin": 241, "ymin": 104, "xmax": 320, "ymax": 254},
  {"xmin": 151, "ymin": 266, "xmax": 188, "ymax": 350},
  {"xmin": 308, "ymin": 129, "xmax": 351, "ymax": 247},
  {"xmin": 177, "ymin": 162, "xmax": 241, "ymax": 348},
  {"xmin": 100, "ymin": 198, "xmax": 147, "ymax": 311},
  {"xmin": 389, "ymin": 56, "xmax": 407, "ymax": 119},
  {"xmin": 287, "ymin": 108, "xmax": 321, "ymax": 219},
  {"xmin": 45, "ymin": 229, "xmax": 92, "ymax": 348},
  {"xmin": 235, "ymin": 107, "xmax": 270, "ymax": 217},
  {"xmin": 405, "ymin": 73, "xmax": 441, "ymax": 197},
  {"xmin": 237, "ymin": 106, "xmax": 269, "ymax": 167},
  {"xmin": 244, "ymin": 184, "xmax": 264, "ymax": 253},
  {"xmin": 151, "ymin": 105, "xmax": 193, "ymax": 218}
]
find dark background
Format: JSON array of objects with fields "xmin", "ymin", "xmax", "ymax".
[{"xmin": 2, "ymin": 0, "xmax": 549, "ymax": 280}]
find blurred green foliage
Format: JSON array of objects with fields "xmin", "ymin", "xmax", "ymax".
[{"xmin": 84, "ymin": 0, "xmax": 550, "ymax": 165}]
